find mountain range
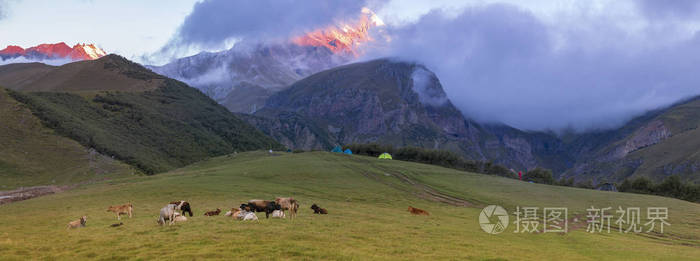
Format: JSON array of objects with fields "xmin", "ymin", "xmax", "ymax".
[
  {"xmin": 0, "ymin": 42, "xmax": 106, "ymax": 61},
  {"xmin": 1, "ymin": 35, "xmax": 698, "ymax": 186},
  {"xmin": 155, "ymin": 45, "xmax": 700, "ymax": 184}
]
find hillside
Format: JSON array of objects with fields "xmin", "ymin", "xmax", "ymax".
[
  {"xmin": 1, "ymin": 55, "xmax": 283, "ymax": 175},
  {"xmin": 0, "ymin": 151, "xmax": 697, "ymax": 259},
  {"xmin": 244, "ymin": 59, "xmax": 571, "ymax": 172},
  {"xmin": 563, "ymin": 96, "xmax": 700, "ymax": 183},
  {"xmin": 0, "ymin": 88, "xmax": 134, "ymax": 189}
]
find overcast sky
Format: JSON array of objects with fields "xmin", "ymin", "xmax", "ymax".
[{"xmin": 2, "ymin": 0, "xmax": 700, "ymax": 131}]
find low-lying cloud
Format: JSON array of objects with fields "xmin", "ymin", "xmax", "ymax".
[
  {"xmin": 366, "ymin": 2, "xmax": 700, "ymax": 131},
  {"xmin": 0, "ymin": 56, "xmax": 72, "ymax": 66}
]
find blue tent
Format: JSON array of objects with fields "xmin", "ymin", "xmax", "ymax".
[
  {"xmin": 331, "ymin": 146, "xmax": 343, "ymax": 153},
  {"xmin": 343, "ymin": 149, "xmax": 353, "ymax": 155}
]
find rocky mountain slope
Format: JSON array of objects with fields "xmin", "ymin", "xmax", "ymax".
[
  {"xmin": 149, "ymin": 42, "xmax": 349, "ymax": 113},
  {"xmin": 561, "ymin": 96, "xmax": 700, "ymax": 183},
  {"xmin": 243, "ymin": 59, "xmax": 563, "ymax": 172}
]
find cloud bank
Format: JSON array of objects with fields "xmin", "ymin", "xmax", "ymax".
[
  {"xmin": 366, "ymin": 2, "xmax": 700, "ymax": 131},
  {"xmin": 149, "ymin": 0, "xmax": 373, "ymax": 64},
  {"xmin": 0, "ymin": 57, "xmax": 73, "ymax": 66}
]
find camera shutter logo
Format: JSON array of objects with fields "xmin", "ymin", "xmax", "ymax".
[{"xmin": 479, "ymin": 205, "xmax": 509, "ymax": 234}]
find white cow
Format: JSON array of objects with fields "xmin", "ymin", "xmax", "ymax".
[{"xmin": 157, "ymin": 204, "xmax": 178, "ymax": 225}]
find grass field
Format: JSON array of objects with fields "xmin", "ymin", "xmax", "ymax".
[{"xmin": 1, "ymin": 151, "xmax": 698, "ymax": 260}]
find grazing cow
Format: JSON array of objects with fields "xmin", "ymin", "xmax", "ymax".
[
  {"xmin": 67, "ymin": 216, "xmax": 87, "ymax": 229},
  {"xmin": 275, "ymin": 197, "xmax": 299, "ymax": 218},
  {"xmin": 110, "ymin": 222, "xmax": 124, "ymax": 227},
  {"xmin": 407, "ymin": 206, "xmax": 430, "ymax": 216},
  {"xmin": 158, "ymin": 204, "xmax": 178, "ymax": 225},
  {"xmin": 106, "ymin": 203, "xmax": 133, "ymax": 220},
  {"xmin": 310, "ymin": 204, "xmax": 328, "ymax": 214},
  {"xmin": 204, "ymin": 208, "xmax": 221, "ymax": 216},
  {"xmin": 247, "ymin": 200, "xmax": 276, "ymax": 218},
  {"xmin": 271, "ymin": 209, "xmax": 285, "ymax": 218},
  {"xmin": 170, "ymin": 201, "xmax": 193, "ymax": 217}
]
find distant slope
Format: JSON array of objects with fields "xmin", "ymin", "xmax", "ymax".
[
  {"xmin": 0, "ymin": 88, "xmax": 133, "ymax": 189},
  {"xmin": 2, "ymin": 55, "xmax": 283, "ymax": 175},
  {"xmin": 564, "ymin": 96, "xmax": 700, "ymax": 183}
]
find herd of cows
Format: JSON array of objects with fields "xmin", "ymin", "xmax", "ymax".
[
  {"xmin": 65, "ymin": 197, "xmax": 327, "ymax": 229},
  {"xmin": 66, "ymin": 198, "xmax": 431, "ymax": 229}
]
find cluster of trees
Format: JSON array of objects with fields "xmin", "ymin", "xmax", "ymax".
[
  {"xmin": 617, "ymin": 176, "xmax": 700, "ymax": 202},
  {"xmin": 343, "ymin": 143, "xmax": 515, "ymax": 178}
]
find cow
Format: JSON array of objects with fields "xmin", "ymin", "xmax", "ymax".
[
  {"xmin": 247, "ymin": 200, "xmax": 276, "ymax": 218},
  {"xmin": 67, "ymin": 216, "xmax": 87, "ymax": 229},
  {"xmin": 225, "ymin": 208, "xmax": 242, "ymax": 218},
  {"xmin": 173, "ymin": 212, "xmax": 188, "ymax": 223},
  {"xmin": 407, "ymin": 206, "xmax": 430, "ymax": 216},
  {"xmin": 158, "ymin": 204, "xmax": 178, "ymax": 225},
  {"xmin": 204, "ymin": 208, "xmax": 221, "ymax": 216},
  {"xmin": 310, "ymin": 204, "xmax": 328, "ymax": 214},
  {"xmin": 275, "ymin": 197, "xmax": 299, "ymax": 218},
  {"xmin": 170, "ymin": 201, "xmax": 193, "ymax": 217},
  {"xmin": 271, "ymin": 209, "xmax": 286, "ymax": 218},
  {"xmin": 106, "ymin": 203, "xmax": 133, "ymax": 220},
  {"xmin": 241, "ymin": 210, "xmax": 258, "ymax": 221}
]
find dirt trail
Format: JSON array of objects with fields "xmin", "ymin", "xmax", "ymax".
[
  {"xmin": 0, "ymin": 185, "xmax": 71, "ymax": 205},
  {"xmin": 340, "ymin": 157, "xmax": 475, "ymax": 207}
]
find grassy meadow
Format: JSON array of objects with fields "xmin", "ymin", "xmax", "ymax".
[{"xmin": 1, "ymin": 151, "xmax": 698, "ymax": 260}]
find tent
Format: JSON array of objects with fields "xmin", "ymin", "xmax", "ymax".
[
  {"xmin": 343, "ymin": 149, "xmax": 353, "ymax": 155},
  {"xmin": 378, "ymin": 152, "xmax": 392, "ymax": 159},
  {"xmin": 331, "ymin": 146, "xmax": 343, "ymax": 153},
  {"xmin": 597, "ymin": 183, "xmax": 618, "ymax": 192}
]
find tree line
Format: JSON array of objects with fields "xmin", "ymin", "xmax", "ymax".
[{"xmin": 340, "ymin": 143, "xmax": 700, "ymax": 203}]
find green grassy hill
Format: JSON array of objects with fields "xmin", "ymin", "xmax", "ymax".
[
  {"xmin": 1, "ymin": 55, "xmax": 283, "ymax": 176},
  {"xmin": 0, "ymin": 88, "xmax": 134, "ymax": 189},
  {"xmin": 1, "ymin": 152, "xmax": 697, "ymax": 260}
]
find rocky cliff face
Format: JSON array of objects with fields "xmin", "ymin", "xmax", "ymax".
[{"xmin": 246, "ymin": 59, "xmax": 552, "ymax": 171}]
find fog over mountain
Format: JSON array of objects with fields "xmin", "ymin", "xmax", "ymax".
[
  {"xmin": 363, "ymin": 1, "xmax": 700, "ymax": 131},
  {"xmin": 149, "ymin": 0, "xmax": 700, "ymax": 132}
]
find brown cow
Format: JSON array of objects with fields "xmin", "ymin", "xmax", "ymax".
[
  {"xmin": 67, "ymin": 216, "xmax": 87, "ymax": 229},
  {"xmin": 107, "ymin": 203, "xmax": 133, "ymax": 220},
  {"xmin": 310, "ymin": 204, "xmax": 328, "ymax": 214},
  {"xmin": 407, "ymin": 206, "xmax": 430, "ymax": 216},
  {"xmin": 204, "ymin": 208, "xmax": 221, "ymax": 216},
  {"xmin": 275, "ymin": 197, "xmax": 299, "ymax": 218}
]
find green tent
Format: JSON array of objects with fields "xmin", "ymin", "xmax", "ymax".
[
  {"xmin": 331, "ymin": 146, "xmax": 343, "ymax": 153},
  {"xmin": 378, "ymin": 152, "xmax": 392, "ymax": 159},
  {"xmin": 343, "ymin": 149, "xmax": 352, "ymax": 155}
]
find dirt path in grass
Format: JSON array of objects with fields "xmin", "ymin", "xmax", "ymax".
[
  {"xmin": 0, "ymin": 185, "xmax": 71, "ymax": 205},
  {"xmin": 339, "ymin": 157, "xmax": 475, "ymax": 207}
]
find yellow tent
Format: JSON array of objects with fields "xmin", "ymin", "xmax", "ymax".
[{"xmin": 378, "ymin": 152, "xmax": 392, "ymax": 160}]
